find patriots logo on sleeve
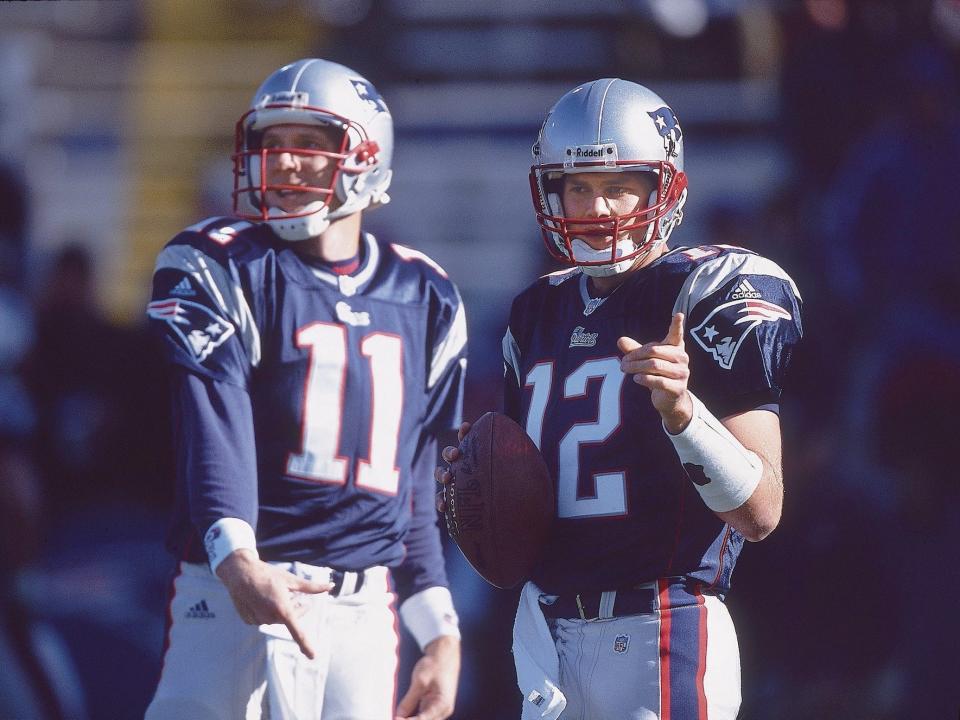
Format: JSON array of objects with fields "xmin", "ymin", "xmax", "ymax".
[
  {"xmin": 691, "ymin": 298, "xmax": 792, "ymax": 370},
  {"xmin": 147, "ymin": 298, "xmax": 235, "ymax": 362}
]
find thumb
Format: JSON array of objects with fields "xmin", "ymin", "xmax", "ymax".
[
  {"xmin": 665, "ymin": 312, "xmax": 685, "ymax": 346},
  {"xmin": 395, "ymin": 680, "xmax": 422, "ymax": 718},
  {"xmin": 617, "ymin": 336, "xmax": 642, "ymax": 355}
]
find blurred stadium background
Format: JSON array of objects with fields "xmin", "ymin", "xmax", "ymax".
[{"xmin": 1, "ymin": 0, "xmax": 958, "ymax": 717}]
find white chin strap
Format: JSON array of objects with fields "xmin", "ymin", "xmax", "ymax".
[
  {"xmin": 571, "ymin": 237, "xmax": 648, "ymax": 277},
  {"xmin": 266, "ymin": 201, "xmax": 331, "ymax": 241}
]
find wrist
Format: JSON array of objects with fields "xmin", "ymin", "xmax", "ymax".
[
  {"xmin": 664, "ymin": 392, "xmax": 762, "ymax": 512},
  {"xmin": 662, "ymin": 392, "xmax": 694, "ymax": 435},
  {"xmin": 400, "ymin": 586, "xmax": 461, "ymax": 651},
  {"xmin": 424, "ymin": 633, "xmax": 460, "ymax": 657},
  {"xmin": 213, "ymin": 548, "xmax": 259, "ymax": 584},
  {"xmin": 204, "ymin": 517, "xmax": 258, "ymax": 575}
]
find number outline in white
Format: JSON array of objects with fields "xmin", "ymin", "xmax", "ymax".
[
  {"xmin": 356, "ymin": 331, "xmax": 403, "ymax": 495},
  {"xmin": 525, "ymin": 356, "xmax": 628, "ymax": 519},
  {"xmin": 285, "ymin": 322, "xmax": 404, "ymax": 496}
]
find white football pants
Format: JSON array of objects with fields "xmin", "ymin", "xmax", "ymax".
[
  {"xmin": 145, "ymin": 561, "xmax": 398, "ymax": 720},
  {"xmin": 515, "ymin": 580, "xmax": 741, "ymax": 720}
]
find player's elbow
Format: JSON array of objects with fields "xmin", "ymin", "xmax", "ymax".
[
  {"xmin": 721, "ymin": 499, "xmax": 781, "ymax": 542},
  {"xmin": 739, "ymin": 504, "xmax": 781, "ymax": 542}
]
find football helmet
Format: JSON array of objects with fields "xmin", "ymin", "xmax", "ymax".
[
  {"xmin": 232, "ymin": 58, "xmax": 393, "ymax": 241},
  {"xmin": 530, "ymin": 78, "xmax": 688, "ymax": 276}
]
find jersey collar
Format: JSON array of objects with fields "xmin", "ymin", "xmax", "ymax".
[{"xmin": 292, "ymin": 232, "xmax": 380, "ymax": 297}]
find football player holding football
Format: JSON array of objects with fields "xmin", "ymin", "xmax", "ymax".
[
  {"xmin": 440, "ymin": 79, "xmax": 802, "ymax": 718},
  {"xmin": 145, "ymin": 59, "xmax": 465, "ymax": 720}
]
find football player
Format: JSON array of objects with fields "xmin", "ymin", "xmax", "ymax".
[
  {"xmin": 145, "ymin": 59, "xmax": 465, "ymax": 720},
  {"xmin": 439, "ymin": 79, "xmax": 802, "ymax": 718}
]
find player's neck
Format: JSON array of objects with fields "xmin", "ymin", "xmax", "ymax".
[
  {"xmin": 588, "ymin": 244, "xmax": 665, "ymax": 296},
  {"xmin": 298, "ymin": 212, "xmax": 363, "ymax": 262}
]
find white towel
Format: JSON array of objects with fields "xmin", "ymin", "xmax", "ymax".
[{"xmin": 512, "ymin": 581, "xmax": 567, "ymax": 720}]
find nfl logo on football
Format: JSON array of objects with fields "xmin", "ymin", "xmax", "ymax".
[{"xmin": 614, "ymin": 634, "xmax": 630, "ymax": 654}]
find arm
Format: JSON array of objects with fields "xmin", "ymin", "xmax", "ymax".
[
  {"xmin": 174, "ymin": 371, "xmax": 331, "ymax": 657},
  {"xmin": 395, "ymin": 281, "xmax": 466, "ymax": 720},
  {"xmin": 715, "ymin": 409, "xmax": 783, "ymax": 541},
  {"xmin": 618, "ymin": 313, "xmax": 784, "ymax": 541}
]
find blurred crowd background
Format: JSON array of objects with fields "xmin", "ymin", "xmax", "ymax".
[{"xmin": 1, "ymin": 0, "xmax": 958, "ymax": 718}]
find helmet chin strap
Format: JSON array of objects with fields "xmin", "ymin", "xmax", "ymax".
[
  {"xmin": 266, "ymin": 201, "xmax": 331, "ymax": 241},
  {"xmin": 571, "ymin": 226, "xmax": 661, "ymax": 277}
]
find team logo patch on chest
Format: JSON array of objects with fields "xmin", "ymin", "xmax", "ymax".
[
  {"xmin": 692, "ymin": 298, "xmax": 792, "ymax": 370},
  {"xmin": 147, "ymin": 298, "xmax": 235, "ymax": 362},
  {"xmin": 569, "ymin": 326, "xmax": 598, "ymax": 348},
  {"xmin": 336, "ymin": 300, "xmax": 370, "ymax": 327}
]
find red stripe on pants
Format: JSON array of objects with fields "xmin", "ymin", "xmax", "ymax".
[
  {"xmin": 658, "ymin": 579, "xmax": 672, "ymax": 720},
  {"xmin": 695, "ymin": 588, "xmax": 708, "ymax": 719}
]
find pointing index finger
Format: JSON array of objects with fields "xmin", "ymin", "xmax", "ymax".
[{"xmin": 665, "ymin": 312, "xmax": 685, "ymax": 347}]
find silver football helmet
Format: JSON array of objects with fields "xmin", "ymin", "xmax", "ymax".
[
  {"xmin": 530, "ymin": 78, "xmax": 688, "ymax": 276},
  {"xmin": 232, "ymin": 58, "xmax": 393, "ymax": 241}
]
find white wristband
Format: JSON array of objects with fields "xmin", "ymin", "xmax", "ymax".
[
  {"xmin": 204, "ymin": 518, "xmax": 258, "ymax": 574},
  {"xmin": 399, "ymin": 586, "xmax": 461, "ymax": 651},
  {"xmin": 665, "ymin": 393, "xmax": 762, "ymax": 512}
]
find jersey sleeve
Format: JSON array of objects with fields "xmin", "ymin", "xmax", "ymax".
[
  {"xmin": 393, "ymin": 278, "xmax": 468, "ymax": 601},
  {"xmin": 147, "ymin": 232, "xmax": 264, "ymax": 555},
  {"xmin": 676, "ymin": 251, "xmax": 804, "ymax": 419},
  {"xmin": 147, "ymin": 237, "xmax": 262, "ymax": 388},
  {"xmin": 172, "ymin": 370, "xmax": 259, "ymax": 542},
  {"xmin": 502, "ymin": 283, "xmax": 541, "ymax": 425},
  {"xmin": 422, "ymin": 283, "xmax": 468, "ymax": 433},
  {"xmin": 392, "ymin": 432, "xmax": 449, "ymax": 601}
]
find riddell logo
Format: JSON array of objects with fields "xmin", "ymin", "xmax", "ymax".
[{"xmin": 564, "ymin": 143, "xmax": 619, "ymax": 167}]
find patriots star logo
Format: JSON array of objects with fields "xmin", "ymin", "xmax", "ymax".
[
  {"xmin": 648, "ymin": 106, "xmax": 682, "ymax": 159},
  {"xmin": 692, "ymin": 298, "xmax": 792, "ymax": 370},
  {"xmin": 147, "ymin": 298, "xmax": 235, "ymax": 362}
]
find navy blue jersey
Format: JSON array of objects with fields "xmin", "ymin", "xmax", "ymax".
[
  {"xmin": 502, "ymin": 245, "xmax": 802, "ymax": 596},
  {"xmin": 147, "ymin": 218, "xmax": 467, "ymax": 600}
]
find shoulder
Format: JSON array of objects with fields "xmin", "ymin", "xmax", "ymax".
[
  {"xmin": 380, "ymin": 238, "xmax": 462, "ymax": 306},
  {"xmin": 661, "ymin": 245, "xmax": 801, "ymax": 305},
  {"xmin": 156, "ymin": 217, "xmax": 279, "ymax": 274},
  {"xmin": 512, "ymin": 266, "xmax": 580, "ymax": 310}
]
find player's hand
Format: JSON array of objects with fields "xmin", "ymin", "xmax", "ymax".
[
  {"xmin": 618, "ymin": 312, "xmax": 694, "ymax": 434},
  {"xmin": 215, "ymin": 549, "xmax": 332, "ymax": 659},
  {"xmin": 434, "ymin": 421, "xmax": 471, "ymax": 513},
  {"xmin": 395, "ymin": 634, "xmax": 460, "ymax": 720}
]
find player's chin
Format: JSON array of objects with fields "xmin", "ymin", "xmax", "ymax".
[
  {"xmin": 572, "ymin": 234, "xmax": 615, "ymax": 251},
  {"xmin": 265, "ymin": 191, "xmax": 315, "ymax": 214}
]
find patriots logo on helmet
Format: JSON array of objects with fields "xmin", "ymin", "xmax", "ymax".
[
  {"xmin": 692, "ymin": 298, "xmax": 792, "ymax": 370},
  {"xmin": 647, "ymin": 106, "xmax": 682, "ymax": 159},
  {"xmin": 147, "ymin": 298, "xmax": 235, "ymax": 362},
  {"xmin": 351, "ymin": 78, "xmax": 388, "ymax": 113}
]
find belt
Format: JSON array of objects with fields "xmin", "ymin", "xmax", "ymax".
[
  {"xmin": 539, "ymin": 586, "xmax": 659, "ymax": 621},
  {"xmin": 328, "ymin": 569, "xmax": 365, "ymax": 597},
  {"xmin": 288, "ymin": 562, "xmax": 367, "ymax": 597}
]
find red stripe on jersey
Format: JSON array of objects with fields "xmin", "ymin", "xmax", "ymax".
[
  {"xmin": 658, "ymin": 578, "xmax": 673, "ymax": 720},
  {"xmin": 695, "ymin": 588, "xmax": 708, "ymax": 719}
]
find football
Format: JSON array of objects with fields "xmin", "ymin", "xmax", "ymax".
[{"xmin": 442, "ymin": 411, "xmax": 554, "ymax": 589}]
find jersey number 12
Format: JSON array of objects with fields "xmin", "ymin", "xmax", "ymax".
[{"xmin": 525, "ymin": 357, "xmax": 627, "ymax": 518}]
